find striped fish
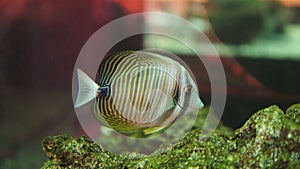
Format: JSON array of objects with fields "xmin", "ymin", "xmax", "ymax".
[{"xmin": 75, "ymin": 51, "xmax": 204, "ymax": 137}]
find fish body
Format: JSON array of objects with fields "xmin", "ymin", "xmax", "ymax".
[{"xmin": 75, "ymin": 51, "xmax": 203, "ymax": 137}]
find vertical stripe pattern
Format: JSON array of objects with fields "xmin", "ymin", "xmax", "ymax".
[{"xmin": 92, "ymin": 51, "xmax": 199, "ymax": 135}]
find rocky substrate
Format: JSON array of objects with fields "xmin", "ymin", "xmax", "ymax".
[{"xmin": 41, "ymin": 104, "xmax": 300, "ymax": 168}]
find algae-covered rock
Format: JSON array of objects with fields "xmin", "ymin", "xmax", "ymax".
[
  {"xmin": 234, "ymin": 105, "xmax": 300, "ymax": 168},
  {"xmin": 41, "ymin": 104, "xmax": 300, "ymax": 168},
  {"xmin": 41, "ymin": 135, "xmax": 125, "ymax": 168},
  {"xmin": 96, "ymin": 106, "xmax": 233, "ymax": 154}
]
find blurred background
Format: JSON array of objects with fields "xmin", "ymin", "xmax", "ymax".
[{"xmin": 1, "ymin": 0, "xmax": 300, "ymax": 168}]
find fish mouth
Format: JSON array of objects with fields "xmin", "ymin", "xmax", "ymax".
[{"xmin": 199, "ymin": 100, "xmax": 204, "ymax": 108}]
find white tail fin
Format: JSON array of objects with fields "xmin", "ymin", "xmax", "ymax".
[{"xmin": 74, "ymin": 69, "xmax": 99, "ymax": 108}]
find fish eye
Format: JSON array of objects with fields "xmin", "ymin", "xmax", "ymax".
[{"xmin": 184, "ymin": 84, "xmax": 193, "ymax": 93}]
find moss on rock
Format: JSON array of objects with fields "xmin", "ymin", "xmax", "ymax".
[
  {"xmin": 234, "ymin": 105, "xmax": 300, "ymax": 168},
  {"xmin": 41, "ymin": 104, "xmax": 300, "ymax": 168}
]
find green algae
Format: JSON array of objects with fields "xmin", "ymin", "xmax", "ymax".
[
  {"xmin": 41, "ymin": 135, "xmax": 125, "ymax": 169},
  {"xmin": 234, "ymin": 105, "xmax": 300, "ymax": 168},
  {"xmin": 41, "ymin": 104, "xmax": 300, "ymax": 168},
  {"xmin": 95, "ymin": 106, "xmax": 233, "ymax": 154}
]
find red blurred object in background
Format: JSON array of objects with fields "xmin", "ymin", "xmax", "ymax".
[{"xmin": 112, "ymin": 0, "xmax": 144, "ymax": 12}]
